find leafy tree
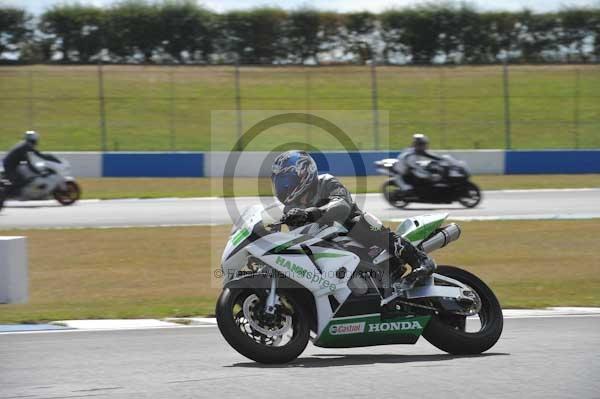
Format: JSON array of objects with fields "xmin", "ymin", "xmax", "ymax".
[
  {"xmin": 3, "ymin": 3, "xmax": 599, "ymax": 65},
  {"xmin": 285, "ymin": 8, "xmax": 321, "ymax": 64},
  {"xmin": 382, "ymin": 8, "xmax": 441, "ymax": 64},
  {"xmin": 40, "ymin": 4, "xmax": 104, "ymax": 62},
  {"xmin": 516, "ymin": 11, "xmax": 561, "ymax": 63},
  {"xmin": 220, "ymin": 8, "xmax": 287, "ymax": 64},
  {"xmin": 559, "ymin": 8, "xmax": 594, "ymax": 62},
  {"xmin": 104, "ymin": 0, "xmax": 161, "ymax": 62},
  {"xmin": 158, "ymin": 1, "xmax": 215, "ymax": 63},
  {"xmin": 342, "ymin": 12, "xmax": 378, "ymax": 63},
  {"xmin": 0, "ymin": 7, "xmax": 31, "ymax": 58}
]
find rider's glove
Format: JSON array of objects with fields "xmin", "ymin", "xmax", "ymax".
[
  {"xmin": 283, "ymin": 207, "xmax": 321, "ymax": 226},
  {"xmin": 283, "ymin": 208, "xmax": 308, "ymax": 225}
]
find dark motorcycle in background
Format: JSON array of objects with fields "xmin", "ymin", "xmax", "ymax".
[{"xmin": 375, "ymin": 155, "xmax": 482, "ymax": 209}]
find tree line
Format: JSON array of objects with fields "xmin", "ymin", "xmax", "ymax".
[{"xmin": 1, "ymin": 0, "xmax": 599, "ymax": 65}]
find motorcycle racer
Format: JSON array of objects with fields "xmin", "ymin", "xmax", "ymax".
[
  {"xmin": 272, "ymin": 150, "xmax": 436, "ymax": 289},
  {"xmin": 3, "ymin": 131, "xmax": 56, "ymax": 192},
  {"xmin": 394, "ymin": 133, "xmax": 443, "ymax": 192}
]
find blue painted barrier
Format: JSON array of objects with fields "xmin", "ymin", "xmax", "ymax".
[
  {"xmin": 102, "ymin": 152, "xmax": 204, "ymax": 177},
  {"xmin": 57, "ymin": 150, "xmax": 599, "ymax": 177},
  {"xmin": 505, "ymin": 150, "xmax": 600, "ymax": 174},
  {"xmin": 310, "ymin": 151, "xmax": 400, "ymax": 176}
]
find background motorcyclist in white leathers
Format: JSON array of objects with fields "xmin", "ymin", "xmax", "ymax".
[{"xmin": 394, "ymin": 133, "xmax": 443, "ymax": 193}]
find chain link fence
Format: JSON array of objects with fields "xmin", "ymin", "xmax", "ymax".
[{"xmin": 0, "ymin": 64, "xmax": 598, "ymax": 151}]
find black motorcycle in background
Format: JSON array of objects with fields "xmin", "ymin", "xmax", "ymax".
[{"xmin": 374, "ymin": 155, "xmax": 482, "ymax": 209}]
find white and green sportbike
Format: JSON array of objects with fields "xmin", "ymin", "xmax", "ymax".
[{"xmin": 216, "ymin": 204, "xmax": 503, "ymax": 364}]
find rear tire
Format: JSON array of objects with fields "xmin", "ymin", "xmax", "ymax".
[
  {"xmin": 216, "ymin": 287, "xmax": 310, "ymax": 364},
  {"xmin": 382, "ymin": 180, "xmax": 409, "ymax": 209},
  {"xmin": 458, "ymin": 182, "xmax": 482, "ymax": 208},
  {"xmin": 423, "ymin": 265, "xmax": 503, "ymax": 355},
  {"xmin": 54, "ymin": 181, "xmax": 81, "ymax": 206},
  {"xmin": 0, "ymin": 188, "xmax": 5, "ymax": 213}
]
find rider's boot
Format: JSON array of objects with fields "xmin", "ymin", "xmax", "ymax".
[{"xmin": 392, "ymin": 236, "xmax": 436, "ymax": 292}]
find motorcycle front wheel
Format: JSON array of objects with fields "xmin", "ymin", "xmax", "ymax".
[
  {"xmin": 458, "ymin": 182, "xmax": 482, "ymax": 208},
  {"xmin": 216, "ymin": 287, "xmax": 310, "ymax": 364},
  {"xmin": 423, "ymin": 265, "xmax": 503, "ymax": 355},
  {"xmin": 54, "ymin": 181, "xmax": 81, "ymax": 206},
  {"xmin": 382, "ymin": 180, "xmax": 409, "ymax": 209}
]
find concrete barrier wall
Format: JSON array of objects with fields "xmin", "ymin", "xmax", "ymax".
[
  {"xmin": 55, "ymin": 152, "xmax": 102, "ymax": 177},
  {"xmin": 0, "ymin": 152, "xmax": 103, "ymax": 178},
  {"xmin": 3, "ymin": 150, "xmax": 599, "ymax": 177},
  {"xmin": 204, "ymin": 151, "xmax": 277, "ymax": 178}
]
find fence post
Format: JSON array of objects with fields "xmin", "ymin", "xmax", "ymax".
[
  {"xmin": 573, "ymin": 67, "xmax": 581, "ymax": 149},
  {"xmin": 305, "ymin": 67, "xmax": 312, "ymax": 150},
  {"xmin": 502, "ymin": 58, "xmax": 512, "ymax": 150},
  {"xmin": 168, "ymin": 68, "xmax": 176, "ymax": 151},
  {"xmin": 234, "ymin": 61, "xmax": 243, "ymax": 151},
  {"xmin": 439, "ymin": 67, "xmax": 447, "ymax": 148},
  {"xmin": 27, "ymin": 71, "xmax": 34, "ymax": 130},
  {"xmin": 370, "ymin": 61, "xmax": 380, "ymax": 150},
  {"xmin": 97, "ymin": 62, "xmax": 108, "ymax": 152}
]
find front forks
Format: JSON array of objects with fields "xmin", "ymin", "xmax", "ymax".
[{"xmin": 264, "ymin": 275, "xmax": 278, "ymax": 315}]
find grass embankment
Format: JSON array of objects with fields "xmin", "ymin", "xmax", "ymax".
[
  {"xmin": 1, "ymin": 220, "xmax": 599, "ymax": 323},
  {"xmin": 77, "ymin": 174, "xmax": 600, "ymax": 199},
  {"xmin": 1, "ymin": 65, "xmax": 599, "ymax": 151}
]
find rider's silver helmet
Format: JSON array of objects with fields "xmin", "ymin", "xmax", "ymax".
[
  {"xmin": 24, "ymin": 131, "xmax": 39, "ymax": 146},
  {"xmin": 412, "ymin": 133, "xmax": 429, "ymax": 154}
]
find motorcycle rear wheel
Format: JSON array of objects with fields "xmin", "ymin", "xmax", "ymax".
[
  {"xmin": 423, "ymin": 265, "xmax": 503, "ymax": 355},
  {"xmin": 382, "ymin": 180, "xmax": 409, "ymax": 209},
  {"xmin": 0, "ymin": 188, "xmax": 5, "ymax": 213},
  {"xmin": 216, "ymin": 287, "xmax": 310, "ymax": 364},
  {"xmin": 54, "ymin": 181, "xmax": 81, "ymax": 206}
]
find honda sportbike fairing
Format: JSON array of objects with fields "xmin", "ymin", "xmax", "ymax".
[
  {"xmin": 375, "ymin": 155, "xmax": 482, "ymax": 209},
  {"xmin": 216, "ymin": 204, "xmax": 503, "ymax": 364},
  {"xmin": 0, "ymin": 153, "xmax": 81, "ymax": 211}
]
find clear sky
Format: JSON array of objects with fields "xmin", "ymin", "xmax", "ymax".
[{"xmin": 2, "ymin": 0, "xmax": 599, "ymax": 14}]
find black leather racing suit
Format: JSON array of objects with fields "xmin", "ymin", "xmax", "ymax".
[
  {"xmin": 3, "ymin": 141, "xmax": 49, "ymax": 189},
  {"xmin": 284, "ymin": 174, "xmax": 435, "ymax": 282}
]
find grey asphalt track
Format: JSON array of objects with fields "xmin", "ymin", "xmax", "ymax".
[
  {"xmin": 1, "ymin": 189, "xmax": 599, "ymax": 229},
  {"xmin": 1, "ymin": 316, "xmax": 599, "ymax": 398}
]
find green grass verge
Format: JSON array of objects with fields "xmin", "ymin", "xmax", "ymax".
[
  {"xmin": 77, "ymin": 174, "xmax": 600, "ymax": 200},
  {"xmin": 0, "ymin": 220, "xmax": 599, "ymax": 323},
  {"xmin": 1, "ymin": 65, "xmax": 599, "ymax": 151}
]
